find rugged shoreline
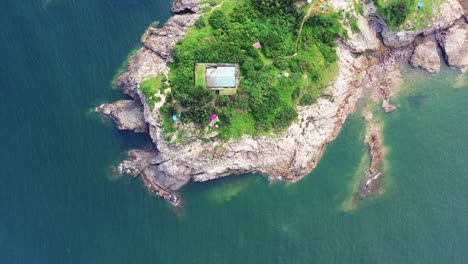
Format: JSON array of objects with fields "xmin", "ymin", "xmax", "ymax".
[{"xmin": 98, "ymin": 0, "xmax": 467, "ymax": 203}]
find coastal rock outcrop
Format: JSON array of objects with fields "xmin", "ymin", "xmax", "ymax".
[
  {"xmin": 344, "ymin": 14, "xmax": 381, "ymax": 53},
  {"xmin": 96, "ymin": 100, "xmax": 148, "ymax": 133},
  {"xmin": 116, "ymin": 47, "xmax": 168, "ymax": 96},
  {"xmin": 141, "ymin": 14, "xmax": 199, "ymax": 62},
  {"xmin": 379, "ymin": 0, "xmax": 463, "ymax": 48},
  {"xmin": 172, "ymin": 0, "xmax": 201, "ymax": 13},
  {"xmin": 410, "ymin": 38, "xmax": 441, "ymax": 73},
  {"xmin": 98, "ymin": 0, "xmax": 467, "ymax": 203},
  {"xmin": 120, "ymin": 149, "xmax": 158, "ymax": 176},
  {"xmin": 436, "ymin": 19, "xmax": 468, "ymax": 72},
  {"xmin": 145, "ymin": 46, "xmax": 368, "ymax": 185},
  {"xmin": 335, "ymin": 2, "xmax": 380, "ymax": 53}
]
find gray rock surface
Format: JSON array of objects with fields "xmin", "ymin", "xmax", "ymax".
[
  {"xmin": 410, "ymin": 39, "xmax": 441, "ymax": 73},
  {"xmin": 327, "ymin": 0, "xmax": 380, "ymax": 52},
  {"xmin": 141, "ymin": 14, "xmax": 199, "ymax": 62},
  {"xmin": 97, "ymin": 100, "xmax": 148, "ymax": 133},
  {"xmin": 344, "ymin": 14, "xmax": 381, "ymax": 52},
  {"xmin": 172, "ymin": 0, "xmax": 201, "ymax": 13},
  {"xmin": 116, "ymin": 48, "xmax": 168, "ymax": 97},
  {"xmin": 380, "ymin": 0, "xmax": 463, "ymax": 47},
  {"xmin": 120, "ymin": 150, "xmax": 158, "ymax": 176},
  {"xmin": 436, "ymin": 20, "xmax": 468, "ymax": 72}
]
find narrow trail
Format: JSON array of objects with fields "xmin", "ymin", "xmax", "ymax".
[
  {"xmin": 289, "ymin": 3, "xmax": 316, "ymax": 58},
  {"xmin": 204, "ymin": 0, "xmax": 227, "ymax": 14}
]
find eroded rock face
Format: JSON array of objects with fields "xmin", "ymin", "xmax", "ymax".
[
  {"xmin": 327, "ymin": 0, "xmax": 380, "ymax": 53},
  {"xmin": 436, "ymin": 20, "xmax": 468, "ymax": 72},
  {"xmin": 410, "ymin": 39, "xmax": 441, "ymax": 73},
  {"xmin": 172, "ymin": 0, "xmax": 201, "ymax": 13},
  {"xmin": 344, "ymin": 15, "xmax": 381, "ymax": 53},
  {"xmin": 141, "ymin": 14, "xmax": 199, "ymax": 62},
  {"xmin": 380, "ymin": 0, "xmax": 463, "ymax": 47},
  {"xmin": 97, "ymin": 100, "xmax": 148, "ymax": 133},
  {"xmin": 116, "ymin": 47, "xmax": 168, "ymax": 96}
]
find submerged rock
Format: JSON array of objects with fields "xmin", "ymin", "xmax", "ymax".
[
  {"xmin": 410, "ymin": 38, "xmax": 441, "ymax": 73},
  {"xmin": 436, "ymin": 19, "xmax": 468, "ymax": 72},
  {"xmin": 382, "ymin": 100, "xmax": 397, "ymax": 113}
]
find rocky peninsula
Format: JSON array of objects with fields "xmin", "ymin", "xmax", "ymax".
[{"xmin": 97, "ymin": 0, "xmax": 467, "ymax": 204}]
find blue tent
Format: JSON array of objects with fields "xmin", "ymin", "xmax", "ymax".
[{"xmin": 418, "ymin": 2, "xmax": 425, "ymax": 9}]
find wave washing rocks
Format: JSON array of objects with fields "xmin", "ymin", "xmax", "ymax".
[{"xmin": 98, "ymin": 0, "xmax": 467, "ymax": 205}]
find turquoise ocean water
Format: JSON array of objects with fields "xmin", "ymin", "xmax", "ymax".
[{"xmin": 1, "ymin": 1, "xmax": 467, "ymax": 263}]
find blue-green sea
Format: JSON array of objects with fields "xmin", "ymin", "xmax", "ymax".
[{"xmin": 1, "ymin": 1, "xmax": 467, "ymax": 263}]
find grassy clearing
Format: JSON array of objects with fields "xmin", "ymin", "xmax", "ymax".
[
  {"xmin": 403, "ymin": 0, "xmax": 443, "ymax": 30},
  {"xmin": 373, "ymin": 0, "xmax": 443, "ymax": 30},
  {"xmin": 195, "ymin": 64, "xmax": 206, "ymax": 88},
  {"xmin": 140, "ymin": 75, "xmax": 163, "ymax": 108}
]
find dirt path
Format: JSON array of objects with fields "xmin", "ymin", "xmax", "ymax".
[{"xmin": 291, "ymin": 3, "xmax": 316, "ymax": 57}]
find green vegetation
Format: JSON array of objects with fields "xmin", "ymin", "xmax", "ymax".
[
  {"xmin": 140, "ymin": 76, "xmax": 163, "ymax": 108},
  {"xmin": 373, "ymin": 0, "xmax": 414, "ymax": 28},
  {"xmin": 372, "ymin": 0, "xmax": 439, "ymax": 30},
  {"xmin": 164, "ymin": 0, "xmax": 346, "ymax": 140},
  {"xmin": 201, "ymin": 6, "xmax": 212, "ymax": 13},
  {"xmin": 346, "ymin": 12, "xmax": 360, "ymax": 33},
  {"xmin": 195, "ymin": 64, "xmax": 206, "ymax": 88},
  {"xmin": 354, "ymin": 2, "xmax": 364, "ymax": 15},
  {"xmin": 350, "ymin": 20, "xmax": 360, "ymax": 33}
]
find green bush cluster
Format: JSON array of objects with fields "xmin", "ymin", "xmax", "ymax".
[
  {"xmin": 373, "ymin": 0, "xmax": 416, "ymax": 28},
  {"xmin": 251, "ymin": 0, "xmax": 298, "ymax": 16}
]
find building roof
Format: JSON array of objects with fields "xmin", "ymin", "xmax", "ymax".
[{"xmin": 206, "ymin": 66, "xmax": 236, "ymax": 88}]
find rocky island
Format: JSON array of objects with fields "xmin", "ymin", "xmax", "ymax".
[{"xmin": 97, "ymin": 0, "xmax": 467, "ymax": 205}]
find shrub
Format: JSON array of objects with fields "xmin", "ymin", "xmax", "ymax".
[
  {"xmin": 194, "ymin": 18, "xmax": 206, "ymax": 28},
  {"xmin": 299, "ymin": 93, "xmax": 316, "ymax": 106},
  {"xmin": 354, "ymin": 2, "xmax": 364, "ymax": 15},
  {"xmin": 350, "ymin": 20, "xmax": 360, "ymax": 33},
  {"xmin": 209, "ymin": 10, "xmax": 227, "ymax": 30},
  {"xmin": 272, "ymin": 106, "xmax": 297, "ymax": 130},
  {"xmin": 373, "ymin": 0, "xmax": 416, "ymax": 28},
  {"xmin": 274, "ymin": 57, "xmax": 289, "ymax": 70},
  {"xmin": 209, "ymin": 0, "xmax": 218, "ymax": 7}
]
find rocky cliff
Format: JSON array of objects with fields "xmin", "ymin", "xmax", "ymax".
[
  {"xmin": 410, "ymin": 37, "xmax": 441, "ymax": 73},
  {"xmin": 99, "ymin": 0, "xmax": 468, "ymax": 201},
  {"xmin": 437, "ymin": 19, "xmax": 468, "ymax": 72},
  {"xmin": 379, "ymin": 0, "xmax": 464, "ymax": 48}
]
